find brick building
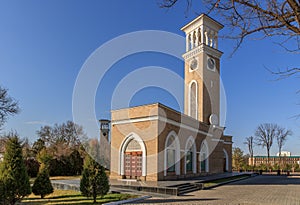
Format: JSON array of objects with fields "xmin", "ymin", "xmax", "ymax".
[{"xmin": 109, "ymin": 14, "xmax": 233, "ymax": 181}]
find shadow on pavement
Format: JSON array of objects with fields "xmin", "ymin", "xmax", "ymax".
[
  {"xmin": 228, "ymin": 175, "xmax": 300, "ymax": 186},
  {"xmin": 131, "ymin": 198, "xmax": 219, "ymax": 204}
]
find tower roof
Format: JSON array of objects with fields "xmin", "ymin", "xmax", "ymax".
[{"xmin": 181, "ymin": 14, "xmax": 223, "ymax": 33}]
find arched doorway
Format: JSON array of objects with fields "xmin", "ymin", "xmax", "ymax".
[
  {"xmin": 120, "ymin": 133, "xmax": 146, "ymax": 179},
  {"xmin": 124, "ymin": 139, "xmax": 142, "ymax": 178}
]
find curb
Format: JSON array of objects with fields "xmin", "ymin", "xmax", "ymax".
[{"xmin": 103, "ymin": 195, "xmax": 152, "ymax": 205}]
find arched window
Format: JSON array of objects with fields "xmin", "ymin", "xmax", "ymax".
[
  {"xmin": 186, "ymin": 141, "xmax": 193, "ymax": 172},
  {"xmin": 166, "ymin": 136, "xmax": 176, "ymax": 173},
  {"xmin": 200, "ymin": 141, "xmax": 209, "ymax": 172},
  {"xmin": 185, "ymin": 137, "xmax": 196, "ymax": 174},
  {"xmin": 125, "ymin": 139, "xmax": 141, "ymax": 152},
  {"xmin": 189, "ymin": 81, "xmax": 198, "ymax": 119},
  {"xmin": 223, "ymin": 149, "xmax": 229, "ymax": 172},
  {"xmin": 188, "ymin": 34, "xmax": 192, "ymax": 51},
  {"xmin": 164, "ymin": 131, "xmax": 180, "ymax": 176},
  {"xmin": 197, "ymin": 28, "xmax": 202, "ymax": 45}
]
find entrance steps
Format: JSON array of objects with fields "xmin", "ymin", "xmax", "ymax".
[
  {"xmin": 110, "ymin": 181, "xmax": 204, "ymax": 196},
  {"xmin": 168, "ymin": 182, "xmax": 203, "ymax": 195}
]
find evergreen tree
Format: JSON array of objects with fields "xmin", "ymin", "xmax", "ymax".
[
  {"xmin": 80, "ymin": 155, "xmax": 109, "ymax": 203},
  {"xmin": 0, "ymin": 134, "xmax": 31, "ymax": 205},
  {"xmin": 232, "ymin": 147, "xmax": 246, "ymax": 171},
  {"xmin": 32, "ymin": 138, "xmax": 45, "ymax": 156},
  {"xmin": 32, "ymin": 168, "xmax": 53, "ymax": 199},
  {"xmin": 69, "ymin": 150, "xmax": 83, "ymax": 175},
  {"xmin": 0, "ymin": 180, "xmax": 4, "ymax": 204},
  {"xmin": 36, "ymin": 148, "xmax": 52, "ymax": 171}
]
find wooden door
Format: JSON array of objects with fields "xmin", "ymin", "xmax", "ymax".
[
  {"xmin": 124, "ymin": 151, "xmax": 142, "ymax": 178},
  {"xmin": 124, "ymin": 153, "xmax": 132, "ymax": 176}
]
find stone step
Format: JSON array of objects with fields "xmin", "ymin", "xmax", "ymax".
[
  {"xmin": 177, "ymin": 183, "xmax": 195, "ymax": 189},
  {"xmin": 178, "ymin": 185, "xmax": 201, "ymax": 195},
  {"xmin": 177, "ymin": 183, "xmax": 202, "ymax": 195}
]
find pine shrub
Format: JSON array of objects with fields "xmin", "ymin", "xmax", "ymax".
[
  {"xmin": 32, "ymin": 169, "xmax": 54, "ymax": 199},
  {"xmin": 0, "ymin": 135, "xmax": 31, "ymax": 205},
  {"xmin": 80, "ymin": 155, "xmax": 109, "ymax": 203}
]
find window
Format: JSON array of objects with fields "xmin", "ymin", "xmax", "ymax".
[
  {"xmin": 166, "ymin": 136, "xmax": 176, "ymax": 173},
  {"xmin": 200, "ymin": 141, "xmax": 209, "ymax": 172},
  {"xmin": 186, "ymin": 150, "xmax": 193, "ymax": 172},
  {"xmin": 189, "ymin": 81, "xmax": 197, "ymax": 119},
  {"xmin": 126, "ymin": 139, "xmax": 141, "ymax": 151},
  {"xmin": 185, "ymin": 139, "xmax": 194, "ymax": 173},
  {"xmin": 167, "ymin": 149, "xmax": 175, "ymax": 172},
  {"xmin": 201, "ymin": 153, "xmax": 206, "ymax": 172}
]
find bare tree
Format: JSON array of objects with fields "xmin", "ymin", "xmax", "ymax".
[
  {"xmin": 276, "ymin": 127, "xmax": 292, "ymax": 165},
  {"xmin": 0, "ymin": 86, "xmax": 20, "ymax": 129},
  {"xmin": 37, "ymin": 121, "xmax": 87, "ymax": 158},
  {"xmin": 255, "ymin": 123, "xmax": 279, "ymax": 164},
  {"xmin": 160, "ymin": 0, "xmax": 300, "ymax": 75},
  {"xmin": 244, "ymin": 136, "xmax": 254, "ymax": 165}
]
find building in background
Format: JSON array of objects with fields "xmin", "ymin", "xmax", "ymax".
[
  {"xmin": 249, "ymin": 153, "xmax": 300, "ymax": 167},
  {"xmin": 276, "ymin": 151, "xmax": 291, "ymax": 157}
]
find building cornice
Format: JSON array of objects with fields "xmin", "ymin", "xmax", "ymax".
[
  {"xmin": 182, "ymin": 44, "xmax": 223, "ymax": 60},
  {"xmin": 112, "ymin": 115, "xmax": 213, "ymax": 137}
]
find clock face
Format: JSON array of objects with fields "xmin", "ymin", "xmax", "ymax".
[
  {"xmin": 209, "ymin": 114, "xmax": 219, "ymax": 125},
  {"xmin": 207, "ymin": 57, "xmax": 216, "ymax": 70},
  {"xmin": 101, "ymin": 124, "xmax": 109, "ymax": 130},
  {"xmin": 190, "ymin": 59, "xmax": 198, "ymax": 70}
]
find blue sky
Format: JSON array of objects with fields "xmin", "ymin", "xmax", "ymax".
[{"xmin": 1, "ymin": 0, "xmax": 299, "ymax": 156}]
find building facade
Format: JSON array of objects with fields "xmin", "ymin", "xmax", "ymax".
[
  {"xmin": 249, "ymin": 155, "xmax": 300, "ymax": 167},
  {"xmin": 109, "ymin": 14, "xmax": 232, "ymax": 181}
]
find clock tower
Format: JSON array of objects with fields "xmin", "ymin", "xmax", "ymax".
[
  {"xmin": 100, "ymin": 119, "xmax": 110, "ymax": 140},
  {"xmin": 99, "ymin": 119, "xmax": 110, "ymax": 169},
  {"xmin": 181, "ymin": 14, "xmax": 223, "ymax": 125}
]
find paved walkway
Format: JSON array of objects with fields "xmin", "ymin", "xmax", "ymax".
[
  {"xmin": 130, "ymin": 175, "xmax": 300, "ymax": 205},
  {"xmin": 110, "ymin": 172, "xmax": 249, "ymax": 188}
]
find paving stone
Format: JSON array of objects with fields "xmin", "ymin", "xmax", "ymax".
[{"xmin": 129, "ymin": 175, "xmax": 300, "ymax": 205}]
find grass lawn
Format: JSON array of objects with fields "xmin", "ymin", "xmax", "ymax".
[
  {"xmin": 204, "ymin": 175, "xmax": 250, "ymax": 188},
  {"xmin": 20, "ymin": 190, "xmax": 137, "ymax": 205}
]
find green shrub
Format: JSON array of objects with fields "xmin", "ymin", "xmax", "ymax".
[
  {"xmin": 48, "ymin": 153, "xmax": 83, "ymax": 176},
  {"xmin": 69, "ymin": 150, "xmax": 83, "ymax": 175},
  {"xmin": 0, "ymin": 134, "xmax": 31, "ymax": 204},
  {"xmin": 24, "ymin": 158, "xmax": 40, "ymax": 177},
  {"xmin": 80, "ymin": 155, "xmax": 109, "ymax": 203},
  {"xmin": 32, "ymin": 169, "xmax": 54, "ymax": 199}
]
